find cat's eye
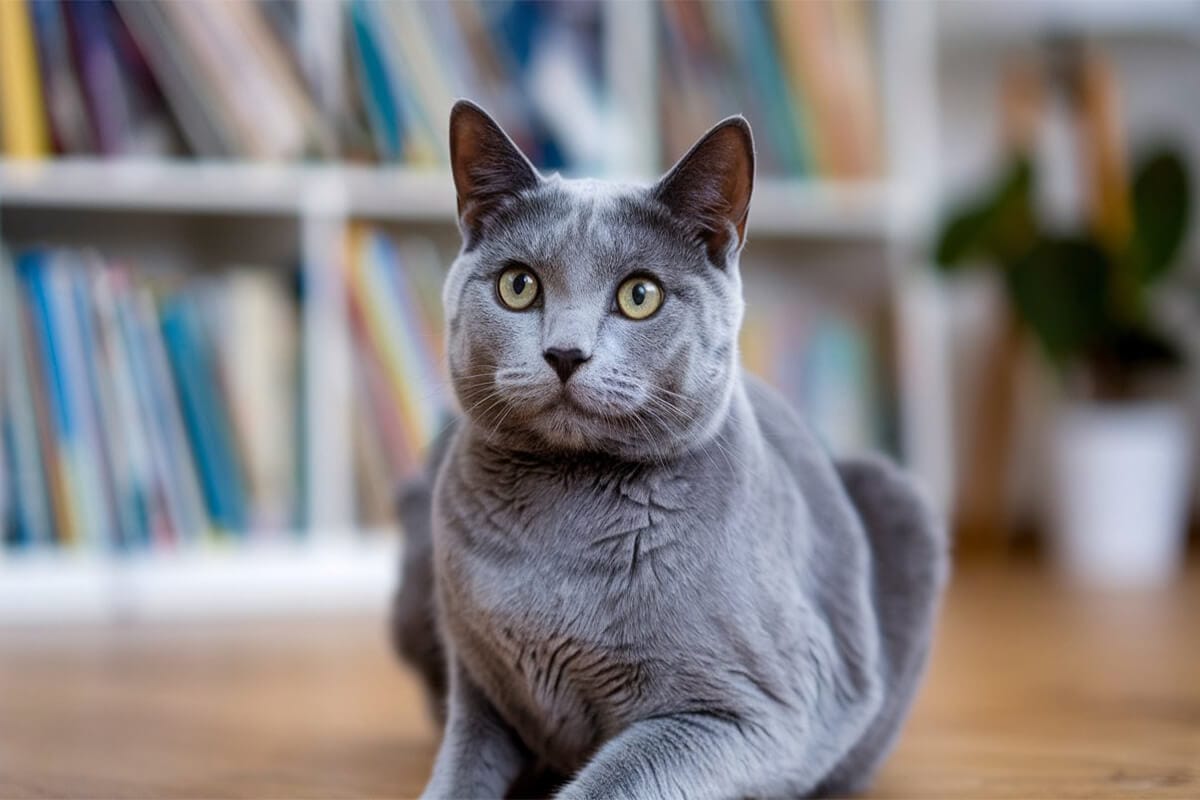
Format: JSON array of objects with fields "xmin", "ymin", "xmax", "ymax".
[
  {"xmin": 616, "ymin": 276, "xmax": 663, "ymax": 320},
  {"xmin": 497, "ymin": 266, "xmax": 540, "ymax": 310}
]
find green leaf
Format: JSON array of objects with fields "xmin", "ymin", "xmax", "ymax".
[
  {"xmin": 934, "ymin": 157, "xmax": 1036, "ymax": 271},
  {"xmin": 934, "ymin": 205, "xmax": 992, "ymax": 269},
  {"xmin": 1006, "ymin": 237, "xmax": 1111, "ymax": 364},
  {"xmin": 1130, "ymin": 148, "xmax": 1191, "ymax": 284}
]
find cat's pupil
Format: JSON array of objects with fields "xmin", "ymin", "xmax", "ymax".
[
  {"xmin": 632, "ymin": 283, "xmax": 646, "ymax": 305},
  {"xmin": 513, "ymin": 274, "xmax": 528, "ymax": 295}
]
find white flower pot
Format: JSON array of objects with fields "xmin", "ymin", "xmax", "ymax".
[{"xmin": 1049, "ymin": 404, "xmax": 1193, "ymax": 587}]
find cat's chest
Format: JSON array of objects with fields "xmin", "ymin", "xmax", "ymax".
[{"xmin": 434, "ymin": 458, "xmax": 706, "ymax": 768}]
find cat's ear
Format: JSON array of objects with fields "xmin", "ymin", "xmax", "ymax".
[
  {"xmin": 449, "ymin": 100, "xmax": 541, "ymax": 242},
  {"xmin": 653, "ymin": 117, "xmax": 755, "ymax": 267}
]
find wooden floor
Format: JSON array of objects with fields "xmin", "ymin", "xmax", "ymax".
[{"xmin": 1, "ymin": 560, "xmax": 1197, "ymax": 799}]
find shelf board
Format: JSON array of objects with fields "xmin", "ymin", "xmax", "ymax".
[
  {"xmin": 0, "ymin": 534, "xmax": 400, "ymax": 625},
  {"xmin": 0, "ymin": 158, "xmax": 891, "ymax": 238},
  {"xmin": 938, "ymin": 0, "xmax": 1200, "ymax": 46},
  {"xmin": 0, "ymin": 159, "xmax": 458, "ymax": 221}
]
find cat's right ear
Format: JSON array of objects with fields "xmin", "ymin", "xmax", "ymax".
[{"xmin": 449, "ymin": 100, "xmax": 540, "ymax": 243}]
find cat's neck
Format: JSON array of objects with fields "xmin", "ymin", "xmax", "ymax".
[{"xmin": 459, "ymin": 378, "xmax": 754, "ymax": 477}]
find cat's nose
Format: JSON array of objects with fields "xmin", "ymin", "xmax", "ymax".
[{"xmin": 543, "ymin": 347, "xmax": 590, "ymax": 383}]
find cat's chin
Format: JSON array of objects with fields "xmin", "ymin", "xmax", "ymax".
[{"xmin": 500, "ymin": 396, "xmax": 633, "ymax": 456}]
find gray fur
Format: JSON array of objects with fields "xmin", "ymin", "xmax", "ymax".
[{"xmin": 393, "ymin": 101, "xmax": 948, "ymax": 799}]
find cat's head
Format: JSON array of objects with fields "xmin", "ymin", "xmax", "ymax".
[{"xmin": 442, "ymin": 100, "xmax": 753, "ymax": 460}]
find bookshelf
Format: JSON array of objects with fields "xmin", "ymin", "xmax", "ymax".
[{"xmin": 0, "ymin": 0, "xmax": 953, "ymax": 622}]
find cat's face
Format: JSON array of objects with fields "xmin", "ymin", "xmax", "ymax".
[{"xmin": 442, "ymin": 101, "xmax": 754, "ymax": 460}]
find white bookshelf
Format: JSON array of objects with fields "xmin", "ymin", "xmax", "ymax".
[
  {"xmin": 0, "ymin": 0, "xmax": 956, "ymax": 623},
  {"xmin": 0, "ymin": 160, "xmax": 457, "ymax": 220},
  {"xmin": 0, "ymin": 534, "xmax": 398, "ymax": 625}
]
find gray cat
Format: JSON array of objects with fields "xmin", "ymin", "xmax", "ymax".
[{"xmin": 392, "ymin": 100, "xmax": 948, "ymax": 800}]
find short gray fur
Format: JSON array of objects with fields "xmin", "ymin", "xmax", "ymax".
[{"xmin": 393, "ymin": 100, "xmax": 949, "ymax": 799}]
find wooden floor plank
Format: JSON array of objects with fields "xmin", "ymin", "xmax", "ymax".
[{"xmin": 1, "ymin": 561, "xmax": 1196, "ymax": 798}]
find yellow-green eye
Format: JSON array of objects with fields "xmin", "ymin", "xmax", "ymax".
[
  {"xmin": 616, "ymin": 276, "xmax": 663, "ymax": 320},
  {"xmin": 497, "ymin": 267, "xmax": 539, "ymax": 310}
]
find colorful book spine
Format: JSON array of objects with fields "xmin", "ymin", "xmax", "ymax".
[
  {"xmin": 0, "ymin": 0, "xmax": 50, "ymax": 158},
  {"xmin": 160, "ymin": 297, "xmax": 248, "ymax": 537},
  {"xmin": 47, "ymin": 256, "xmax": 114, "ymax": 551},
  {"xmin": 17, "ymin": 252, "xmax": 81, "ymax": 546},
  {"xmin": 1, "ymin": 252, "xmax": 52, "ymax": 547},
  {"xmin": 348, "ymin": 0, "xmax": 406, "ymax": 161}
]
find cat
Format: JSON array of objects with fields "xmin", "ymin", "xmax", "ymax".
[{"xmin": 392, "ymin": 100, "xmax": 948, "ymax": 799}]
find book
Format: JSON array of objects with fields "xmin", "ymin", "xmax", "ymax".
[
  {"xmin": 1, "ymin": 251, "xmax": 53, "ymax": 547},
  {"xmin": 117, "ymin": 278, "xmax": 205, "ymax": 546},
  {"xmin": 64, "ymin": 0, "xmax": 140, "ymax": 156},
  {"xmin": 214, "ymin": 270, "xmax": 298, "ymax": 531},
  {"xmin": 29, "ymin": 0, "xmax": 95, "ymax": 155},
  {"xmin": 17, "ymin": 252, "xmax": 82, "ymax": 546},
  {"xmin": 13, "ymin": 0, "xmax": 615, "ymax": 166},
  {"xmin": 115, "ymin": 0, "xmax": 234, "ymax": 157},
  {"xmin": 0, "ymin": 0, "xmax": 50, "ymax": 158},
  {"xmin": 344, "ymin": 228, "xmax": 448, "ymax": 497},
  {"xmin": 347, "ymin": 0, "xmax": 407, "ymax": 162},
  {"xmin": 160, "ymin": 295, "xmax": 248, "ymax": 536},
  {"xmin": 91, "ymin": 265, "xmax": 156, "ymax": 549},
  {"xmin": 47, "ymin": 254, "xmax": 116, "ymax": 550}
]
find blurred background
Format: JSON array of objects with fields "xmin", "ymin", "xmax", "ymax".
[{"xmin": 0, "ymin": 0, "xmax": 1197, "ymax": 617}]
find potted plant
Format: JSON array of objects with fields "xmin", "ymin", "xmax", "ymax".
[{"xmin": 935, "ymin": 146, "xmax": 1195, "ymax": 586}]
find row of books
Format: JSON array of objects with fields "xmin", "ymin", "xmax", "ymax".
[
  {"xmin": 659, "ymin": 0, "xmax": 883, "ymax": 178},
  {"xmin": 344, "ymin": 228, "xmax": 448, "ymax": 526},
  {"xmin": 0, "ymin": 0, "xmax": 604, "ymax": 170},
  {"xmin": 0, "ymin": 231, "xmax": 451, "ymax": 553},
  {"xmin": 0, "ymin": 251, "xmax": 301, "ymax": 552},
  {"xmin": 1, "ymin": 0, "xmax": 885, "ymax": 177}
]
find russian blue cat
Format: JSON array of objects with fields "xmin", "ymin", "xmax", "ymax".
[{"xmin": 393, "ymin": 100, "xmax": 948, "ymax": 799}]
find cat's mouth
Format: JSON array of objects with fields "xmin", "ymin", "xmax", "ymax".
[{"xmin": 556, "ymin": 382, "xmax": 629, "ymax": 420}]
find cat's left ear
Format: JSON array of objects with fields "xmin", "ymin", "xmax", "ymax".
[
  {"xmin": 653, "ymin": 117, "xmax": 755, "ymax": 267},
  {"xmin": 449, "ymin": 100, "xmax": 541, "ymax": 244}
]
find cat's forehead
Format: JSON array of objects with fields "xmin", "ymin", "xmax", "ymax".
[{"xmin": 476, "ymin": 175, "xmax": 691, "ymax": 286}]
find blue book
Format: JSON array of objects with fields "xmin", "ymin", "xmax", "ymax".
[
  {"xmin": 160, "ymin": 298, "xmax": 247, "ymax": 535},
  {"xmin": 17, "ymin": 252, "xmax": 79, "ymax": 547},
  {"xmin": 349, "ymin": 0, "xmax": 405, "ymax": 161},
  {"xmin": 3, "ymin": 254, "xmax": 53, "ymax": 549},
  {"xmin": 116, "ymin": 286, "xmax": 201, "ymax": 547}
]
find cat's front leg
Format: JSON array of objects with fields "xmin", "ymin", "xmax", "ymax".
[
  {"xmin": 554, "ymin": 712, "xmax": 797, "ymax": 800},
  {"xmin": 420, "ymin": 659, "xmax": 529, "ymax": 800}
]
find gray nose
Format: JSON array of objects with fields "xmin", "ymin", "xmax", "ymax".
[{"xmin": 543, "ymin": 347, "xmax": 589, "ymax": 383}]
